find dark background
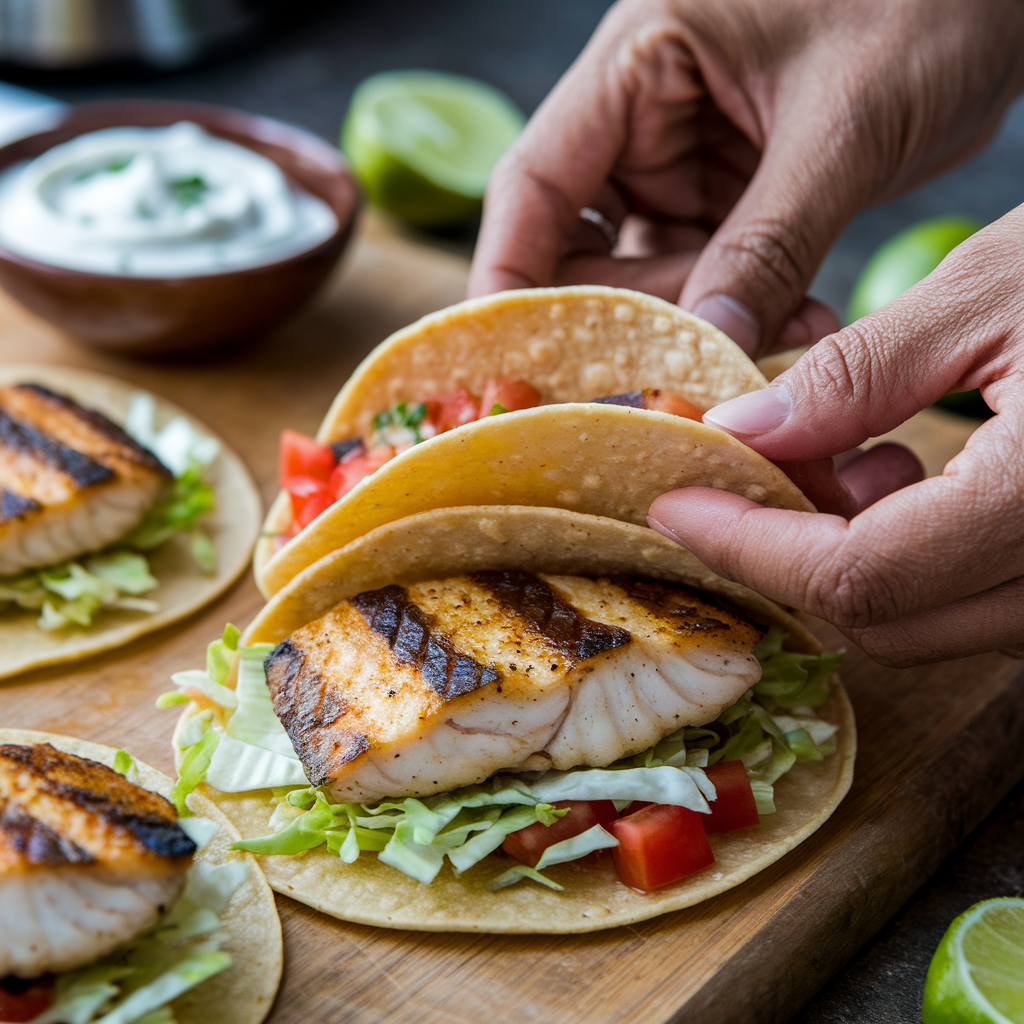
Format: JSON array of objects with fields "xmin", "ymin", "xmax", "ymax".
[{"xmin": 20, "ymin": 2, "xmax": 1024, "ymax": 1019}]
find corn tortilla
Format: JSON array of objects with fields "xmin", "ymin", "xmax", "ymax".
[
  {"xmin": 0, "ymin": 728, "xmax": 282, "ymax": 1024},
  {"xmin": 192, "ymin": 507, "xmax": 855, "ymax": 934},
  {"xmin": 255, "ymin": 285, "xmax": 778, "ymax": 595},
  {"xmin": 0, "ymin": 365, "xmax": 262, "ymax": 680}
]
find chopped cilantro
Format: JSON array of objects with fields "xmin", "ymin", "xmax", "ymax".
[{"xmin": 171, "ymin": 175, "xmax": 209, "ymax": 209}]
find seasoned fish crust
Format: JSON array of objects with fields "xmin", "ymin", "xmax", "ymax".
[
  {"xmin": 0, "ymin": 384, "xmax": 170, "ymax": 574},
  {"xmin": 0, "ymin": 743, "xmax": 193, "ymax": 876},
  {"xmin": 0, "ymin": 744, "xmax": 194, "ymax": 979},
  {"xmin": 266, "ymin": 571, "xmax": 765, "ymax": 801}
]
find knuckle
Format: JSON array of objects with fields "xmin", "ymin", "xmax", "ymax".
[
  {"xmin": 716, "ymin": 220, "xmax": 815, "ymax": 295},
  {"xmin": 803, "ymin": 547, "xmax": 907, "ymax": 631}
]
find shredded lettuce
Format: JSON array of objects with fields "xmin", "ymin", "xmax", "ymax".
[
  {"xmin": 166, "ymin": 624, "xmax": 844, "ymax": 890},
  {"xmin": 34, "ymin": 817, "xmax": 244, "ymax": 1024}
]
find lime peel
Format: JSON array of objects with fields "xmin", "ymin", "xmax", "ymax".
[{"xmin": 923, "ymin": 897, "xmax": 1024, "ymax": 1024}]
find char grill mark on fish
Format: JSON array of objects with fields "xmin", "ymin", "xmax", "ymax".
[
  {"xmin": 0, "ymin": 743, "xmax": 195, "ymax": 865},
  {"xmin": 0, "ymin": 410, "xmax": 113, "ymax": 489},
  {"xmin": 0, "ymin": 489, "xmax": 40, "ymax": 523},
  {"xmin": 611, "ymin": 577, "xmax": 737, "ymax": 635},
  {"xmin": 351, "ymin": 584, "xmax": 500, "ymax": 699},
  {"xmin": 0, "ymin": 803, "xmax": 93, "ymax": 866},
  {"xmin": 472, "ymin": 569, "xmax": 631, "ymax": 661},
  {"xmin": 6, "ymin": 385, "xmax": 167, "ymax": 478},
  {"xmin": 265, "ymin": 640, "xmax": 369, "ymax": 787}
]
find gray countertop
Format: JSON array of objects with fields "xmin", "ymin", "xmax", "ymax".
[{"xmin": 27, "ymin": 3, "xmax": 1024, "ymax": 1020}]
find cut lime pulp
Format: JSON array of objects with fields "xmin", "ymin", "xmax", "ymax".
[
  {"xmin": 922, "ymin": 897, "xmax": 1024, "ymax": 1024},
  {"xmin": 342, "ymin": 70, "xmax": 525, "ymax": 228}
]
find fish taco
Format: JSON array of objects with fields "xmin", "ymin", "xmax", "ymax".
[
  {"xmin": 168, "ymin": 506, "xmax": 854, "ymax": 934},
  {"xmin": 0, "ymin": 728, "xmax": 282, "ymax": 1024},
  {"xmin": 0, "ymin": 365, "xmax": 261, "ymax": 680},
  {"xmin": 255, "ymin": 285, "xmax": 803, "ymax": 597}
]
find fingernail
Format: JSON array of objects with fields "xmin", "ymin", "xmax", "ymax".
[
  {"xmin": 703, "ymin": 385, "xmax": 792, "ymax": 436},
  {"xmin": 646, "ymin": 515, "xmax": 683, "ymax": 544},
  {"xmin": 693, "ymin": 294, "xmax": 760, "ymax": 356}
]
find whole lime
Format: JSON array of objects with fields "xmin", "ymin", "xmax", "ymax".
[
  {"xmin": 848, "ymin": 215, "xmax": 989, "ymax": 418},
  {"xmin": 848, "ymin": 216, "xmax": 982, "ymax": 322},
  {"xmin": 922, "ymin": 897, "xmax": 1024, "ymax": 1024},
  {"xmin": 342, "ymin": 70, "xmax": 525, "ymax": 229}
]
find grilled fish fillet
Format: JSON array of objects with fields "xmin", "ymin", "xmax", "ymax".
[
  {"xmin": 0, "ymin": 384, "xmax": 170, "ymax": 575},
  {"xmin": 265, "ymin": 571, "xmax": 765, "ymax": 802},
  {"xmin": 0, "ymin": 743, "xmax": 195, "ymax": 979}
]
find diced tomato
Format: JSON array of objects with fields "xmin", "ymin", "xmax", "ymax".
[
  {"xmin": 609, "ymin": 803, "xmax": 714, "ymax": 892},
  {"xmin": 480, "ymin": 378, "xmax": 542, "ymax": 416},
  {"xmin": 642, "ymin": 388, "xmax": 704, "ymax": 422},
  {"xmin": 280, "ymin": 429, "xmax": 336, "ymax": 484},
  {"xmin": 702, "ymin": 760, "xmax": 760, "ymax": 834},
  {"xmin": 285, "ymin": 475, "xmax": 333, "ymax": 529},
  {"xmin": 502, "ymin": 800, "xmax": 619, "ymax": 868},
  {"xmin": 328, "ymin": 446, "xmax": 395, "ymax": 502},
  {"xmin": 0, "ymin": 978, "xmax": 54, "ymax": 1022},
  {"xmin": 427, "ymin": 388, "xmax": 480, "ymax": 433}
]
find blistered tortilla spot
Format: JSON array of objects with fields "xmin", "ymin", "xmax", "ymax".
[
  {"xmin": 699, "ymin": 337, "xmax": 722, "ymax": 360},
  {"xmin": 549, "ymin": 303, "xmax": 565, "ymax": 320},
  {"xmin": 613, "ymin": 347, "xmax": 629, "ymax": 367},
  {"xmin": 676, "ymin": 328, "xmax": 697, "ymax": 347},
  {"xmin": 582, "ymin": 474, "xmax": 602, "ymax": 490},
  {"xmin": 476, "ymin": 518, "xmax": 506, "ymax": 543},
  {"xmin": 573, "ymin": 326, "xmax": 595, "ymax": 345},
  {"xmin": 502, "ymin": 351, "xmax": 530, "ymax": 376},
  {"xmin": 528, "ymin": 339, "xmax": 556, "ymax": 365},
  {"xmin": 557, "ymin": 490, "xmax": 581, "ymax": 505},
  {"xmin": 613, "ymin": 302, "xmax": 635, "ymax": 322},
  {"xmin": 664, "ymin": 349, "xmax": 690, "ymax": 376},
  {"xmin": 745, "ymin": 484, "xmax": 768, "ymax": 502}
]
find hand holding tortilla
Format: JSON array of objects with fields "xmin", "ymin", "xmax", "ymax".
[
  {"xmin": 650, "ymin": 210, "xmax": 1024, "ymax": 664},
  {"xmin": 469, "ymin": 0, "xmax": 1024, "ymax": 355}
]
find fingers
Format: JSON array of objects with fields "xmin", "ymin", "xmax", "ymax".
[
  {"xmin": 646, "ymin": 430, "xmax": 1024, "ymax": 628},
  {"xmin": 678, "ymin": 97, "xmax": 870, "ymax": 355},
  {"xmin": 836, "ymin": 443, "xmax": 924, "ymax": 513},
  {"xmin": 702, "ymin": 214, "xmax": 1024, "ymax": 461},
  {"xmin": 851, "ymin": 574, "xmax": 1024, "ymax": 666}
]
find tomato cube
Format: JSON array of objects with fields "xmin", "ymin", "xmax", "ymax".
[
  {"xmin": 642, "ymin": 388, "xmax": 704, "ymax": 422},
  {"xmin": 285, "ymin": 475, "xmax": 333, "ymax": 528},
  {"xmin": 480, "ymin": 378, "xmax": 542, "ymax": 416},
  {"xmin": 609, "ymin": 803, "xmax": 714, "ymax": 892},
  {"xmin": 702, "ymin": 760, "xmax": 760, "ymax": 834},
  {"xmin": 0, "ymin": 978, "xmax": 55, "ymax": 1022},
  {"xmin": 280, "ymin": 429, "xmax": 336, "ymax": 484},
  {"xmin": 328, "ymin": 446, "xmax": 395, "ymax": 502},
  {"xmin": 428, "ymin": 388, "xmax": 480, "ymax": 433},
  {"xmin": 502, "ymin": 800, "xmax": 619, "ymax": 868}
]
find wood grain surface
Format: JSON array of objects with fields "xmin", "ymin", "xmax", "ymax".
[{"xmin": 0, "ymin": 211, "xmax": 1020, "ymax": 1024}]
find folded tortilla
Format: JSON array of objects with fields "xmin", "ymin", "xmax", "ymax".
[
  {"xmin": 256, "ymin": 285, "xmax": 802, "ymax": 597},
  {"xmin": 0, "ymin": 365, "xmax": 261, "ymax": 679},
  {"xmin": 0, "ymin": 728, "xmax": 282, "ymax": 1024},
  {"xmin": 189, "ymin": 506, "xmax": 854, "ymax": 935}
]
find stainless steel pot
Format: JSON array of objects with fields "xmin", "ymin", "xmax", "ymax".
[{"xmin": 0, "ymin": 0, "xmax": 270, "ymax": 71}]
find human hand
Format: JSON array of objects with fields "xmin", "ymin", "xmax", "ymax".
[
  {"xmin": 468, "ymin": 0, "xmax": 1024, "ymax": 356},
  {"xmin": 647, "ymin": 209, "xmax": 1024, "ymax": 665}
]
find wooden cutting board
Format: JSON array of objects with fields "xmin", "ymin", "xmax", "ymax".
[{"xmin": 0, "ymin": 211, "xmax": 1020, "ymax": 1024}]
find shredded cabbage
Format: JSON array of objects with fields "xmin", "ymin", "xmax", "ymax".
[
  {"xmin": 166, "ymin": 624, "xmax": 844, "ymax": 890},
  {"xmin": 0, "ymin": 392, "xmax": 222, "ymax": 632},
  {"xmin": 33, "ymin": 817, "xmax": 244, "ymax": 1024}
]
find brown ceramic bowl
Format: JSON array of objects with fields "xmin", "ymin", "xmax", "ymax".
[{"xmin": 0, "ymin": 100, "xmax": 359, "ymax": 355}]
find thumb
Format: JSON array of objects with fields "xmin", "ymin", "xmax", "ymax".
[
  {"xmin": 679, "ymin": 102, "xmax": 868, "ymax": 356},
  {"xmin": 699, "ymin": 219, "xmax": 1014, "ymax": 461}
]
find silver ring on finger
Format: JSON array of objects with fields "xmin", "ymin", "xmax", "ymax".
[{"xmin": 579, "ymin": 206, "xmax": 619, "ymax": 250}]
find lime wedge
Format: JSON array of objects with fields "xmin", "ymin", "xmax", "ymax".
[
  {"xmin": 342, "ymin": 70, "xmax": 525, "ymax": 228},
  {"xmin": 923, "ymin": 898, "xmax": 1024, "ymax": 1024}
]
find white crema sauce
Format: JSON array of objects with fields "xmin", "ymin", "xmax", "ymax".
[{"xmin": 0, "ymin": 122, "xmax": 339, "ymax": 276}]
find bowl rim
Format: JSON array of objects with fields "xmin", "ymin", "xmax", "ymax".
[{"xmin": 0, "ymin": 97, "xmax": 360, "ymax": 284}]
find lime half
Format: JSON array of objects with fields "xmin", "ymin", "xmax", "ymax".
[
  {"xmin": 342, "ymin": 70, "xmax": 525, "ymax": 228},
  {"xmin": 923, "ymin": 897, "xmax": 1024, "ymax": 1024}
]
